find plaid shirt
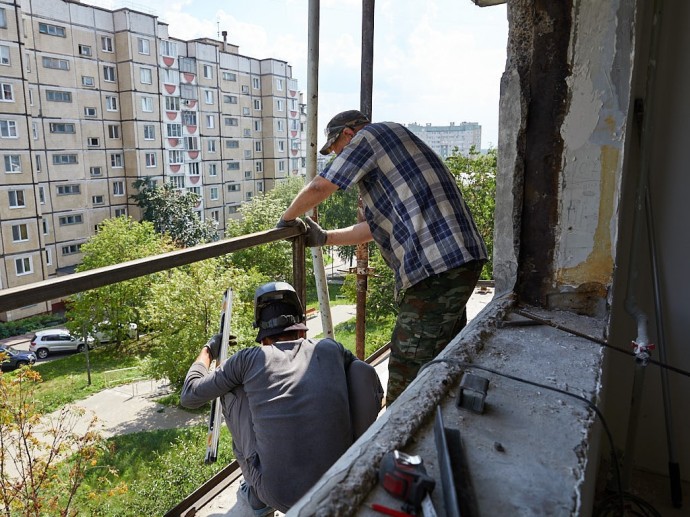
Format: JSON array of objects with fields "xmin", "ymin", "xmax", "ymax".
[{"xmin": 320, "ymin": 122, "xmax": 488, "ymax": 292}]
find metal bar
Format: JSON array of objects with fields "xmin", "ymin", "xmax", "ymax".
[
  {"xmin": 293, "ymin": 234, "xmax": 307, "ymax": 311},
  {"xmin": 0, "ymin": 227, "xmax": 301, "ymax": 313}
]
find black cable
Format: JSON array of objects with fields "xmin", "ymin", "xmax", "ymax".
[
  {"xmin": 513, "ymin": 309, "xmax": 690, "ymax": 380},
  {"xmin": 418, "ymin": 359, "xmax": 663, "ymax": 517}
]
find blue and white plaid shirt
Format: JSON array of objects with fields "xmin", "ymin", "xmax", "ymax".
[{"xmin": 320, "ymin": 122, "xmax": 488, "ymax": 292}]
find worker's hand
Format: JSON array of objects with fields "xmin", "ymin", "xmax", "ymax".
[
  {"xmin": 203, "ymin": 333, "xmax": 237, "ymax": 360},
  {"xmin": 304, "ymin": 216, "xmax": 328, "ymax": 247},
  {"xmin": 276, "ymin": 217, "xmax": 307, "ymax": 233}
]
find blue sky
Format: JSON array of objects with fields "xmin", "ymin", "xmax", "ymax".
[{"xmin": 89, "ymin": 0, "xmax": 508, "ymax": 149}]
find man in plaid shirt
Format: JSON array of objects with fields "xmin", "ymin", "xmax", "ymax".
[{"xmin": 279, "ymin": 110, "xmax": 488, "ymax": 405}]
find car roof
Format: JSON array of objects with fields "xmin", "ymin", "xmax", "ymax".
[{"xmin": 34, "ymin": 328, "xmax": 71, "ymax": 336}]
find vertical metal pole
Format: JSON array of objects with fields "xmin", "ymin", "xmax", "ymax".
[
  {"xmin": 293, "ymin": 236, "xmax": 307, "ymax": 314},
  {"xmin": 355, "ymin": 0, "xmax": 375, "ymax": 359},
  {"xmin": 307, "ymin": 0, "xmax": 335, "ymax": 339}
]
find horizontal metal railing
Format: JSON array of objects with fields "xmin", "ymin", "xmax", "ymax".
[{"xmin": 0, "ymin": 226, "xmax": 305, "ymax": 314}]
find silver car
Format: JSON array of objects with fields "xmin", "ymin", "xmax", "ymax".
[{"xmin": 29, "ymin": 329, "xmax": 92, "ymax": 359}]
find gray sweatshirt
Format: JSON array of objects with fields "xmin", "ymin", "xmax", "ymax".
[{"xmin": 180, "ymin": 337, "xmax": 355, "ymax": 512}]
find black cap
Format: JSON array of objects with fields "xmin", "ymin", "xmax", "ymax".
[{"xmin": 319, "ymin": 109, "xmax": 371, "ymax": 155}]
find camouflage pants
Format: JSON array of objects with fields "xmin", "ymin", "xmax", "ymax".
[{"xmin": 386, "ymin": 261, "xmax": 484, "ymax": 405}]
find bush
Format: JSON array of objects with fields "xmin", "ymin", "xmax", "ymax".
[{"xmin": 0, "ymin": 313, "xmax": 66, "ymax": 339}]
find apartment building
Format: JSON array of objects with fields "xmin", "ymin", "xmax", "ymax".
[
  {"xmin": 405, "ymin": 121, "xmax": 481, "ymax": 158},
  {"xmin": 0, "ymin": 0, "xmax": 305, "ymax": 320}
]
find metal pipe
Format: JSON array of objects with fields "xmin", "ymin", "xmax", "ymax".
[
  {"xmin": 621, "ymin": 0, "xmax": 666, "ymax": 495},
  {"xmin": 355, "ymin": 0, "xmax": 375, "ymax": 359},
  {"xmin": 306, "ymin": 0, "xmax": 335, "ymax": 339}
]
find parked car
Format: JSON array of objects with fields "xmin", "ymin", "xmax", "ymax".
[
  {"xmin": 0, "ymin": 345, "xmax": 37, "ymax": 371},
  {"xmin": 29, "ymin": 329, "xmax": 93, "ymax": 359},
  {"xmin": 92, "ymin": 321, "xmax": 138, "ymax": 344}
]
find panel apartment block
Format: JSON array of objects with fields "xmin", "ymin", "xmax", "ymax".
[{"xmin": 0, "ymin": 0, "xmax": 305, "ymax": 320}]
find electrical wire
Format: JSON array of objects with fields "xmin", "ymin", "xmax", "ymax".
[{"xmin": 418, "ymin": 358, "xmax": 663, "ymax": 517}]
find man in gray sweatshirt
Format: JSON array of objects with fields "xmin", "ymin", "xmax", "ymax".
[{"xmin": 181, "ymin": 282, "xmax": 383, "ymax": 515}]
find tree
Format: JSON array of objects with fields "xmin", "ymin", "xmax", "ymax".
[
  {"xmin": 0, "ymin": 368, "xmax": 104, "ymax": 516},
  {"xmin": 445, "ymin": 147, "xmax": 497, "ymax": 280},
  {"xmin": 341, "ymin": 247, "xmax": 397, "ymax": 321},
  {"xmin": 130, "ymin": 178, "xmax": 218, "ymax": 247},
  {"xmin": 141, "ymin": 260, "xmax": 268, "ymax": 387},
  {"xmin": 319, "ymin": 187, "xmax": 360, "ymax": 266},
  {"xmin": 65, "ymin": 217, "xmax": 172, "ymax": 346},
  {"xmin": 224, "ymin": 178, "xmax": 309, "ymax": 282}
]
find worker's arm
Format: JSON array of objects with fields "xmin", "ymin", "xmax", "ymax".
[
  {"xmin": 326, "ymin": 221, "xmax": 373, "ymax": 246},
  {"xmin": 282, "ymin": 176, "xmax": 339, "ymax": 221}
]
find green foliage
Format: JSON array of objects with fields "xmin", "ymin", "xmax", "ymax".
[
  {"xmin": 0, "ymin": 314, "xmax": 65, "ymax": 339},
  {"xmin": 327, "ymin": 314, "xmax": 396, "ymax": 359},
  {"xmin": 66, "ymin": 217, "xmax": 172, "ymax": 347},
  {"xmin": 130, "ymin": 177, "xmax": 218, "ymax": 247},
  {"xmin": 225, "ymin": 178, "xmax": 310, "ymax": 282},
  {"xmin": 445, "ymin": 147, "xmax": 497, "ymax": 280},
  {"xmin": 0, "ymin": 368, "xmax": 105, "ymax": 516},
  {"xmin": 341, "ymin": 248, "xmax": 398, "ymax": 322},
  {"xmin": 320, "ymin": 187, "xmax": 360, "ymax": 265},
  {"xmin": 75, "ymin": 425, "xmax": 234, "ymax": 516},
  {"xmin": 141, "ymin": 260, "xmax": 268, "ymax": 387}
]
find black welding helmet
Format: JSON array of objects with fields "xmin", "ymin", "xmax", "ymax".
[{"xmin": 253, "ymin": 282, "xmax": 307, "ymax": 343}]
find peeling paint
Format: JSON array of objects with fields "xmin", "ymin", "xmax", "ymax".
[{"xmin": 557, "ymin": 145, "xmax": 617, "ymax": 286}]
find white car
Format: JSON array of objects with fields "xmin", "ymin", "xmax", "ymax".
[
  {"xmin": 29, "ymin": 329, "xmax": 93, "ymax": 359},
  {"xmin": 92, "ymin": 321, "xmax": 138, "ymax": 343}
]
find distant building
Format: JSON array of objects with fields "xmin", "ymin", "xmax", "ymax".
[
  {"xmin": 0, "ymin": 0, "xmax": 305, "ymax": 320},
  {"xmin": 405, "ymin": 121, "xmax": 481, "ymax": 158}
]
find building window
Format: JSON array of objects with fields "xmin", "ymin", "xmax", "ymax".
[
  {"xmin": 42, "ymin": 57, "xmax": 69, "ymax": 70},
  {"xmin": 45, "ymin": 248, "xmax": 52, "ymax": 265},
  {"xmin": 0, "ymin": 8, "xmax": 6, "ymax": 29},
  {"xmin": 189, "ymin": 162, "xmax": 200, "ymax": 175},
  {"xmin": 144, "ymin": 125, "xmax": 155, "ymax": 140},
  {"xmin": 12, "ymin": 223, "xmax": 29, "ymax": 242},
  {"xmin": 227, "ymin": 162, "xmax": 240, "ymax": 171},
  {"xmin": 110, "ymin": 154, "xmax": 123, "ymax": 168},
  {"xmin": 253, "ymin": 99, "xmax": 262, "ymax": 110},
  {"xmin": 203, "ymin": 65, "xmax": 213, "ymax": 79},
  {"xmin": 114, "ymin": 208, "xmax": 126, "ymax": 217},
  {"xmin": 244, "ymin": 170, "xmax": 252, "ymax": 179},
  {"xmin": 252, "ymin": 77, "xmax": 260, "ymax": 89},
  {"xmin": 254, "ymin": 120, "xmax": 262, "ymax": 131},
  {"xmin": 224, "ymin": 95, "xmax": 238, "ymax": 104},
  {"xmin": 255, "ymin": 141, "xmax": 262, "ymax": 152},
  {"xmin": 210, "ymin": 187, "xmax": 219, "ymax": 200},
  {"xmin": 277, "ymin": 119, "xmax": 285, "ymax": 132},
  {"xmin": 207, "ymin": 140, "xmax": 217, "ymax": 153},
  {"xmin": 0, "ymin": 83, "xmax": 13, "ymax": 101},
  {"xmin": 108, "ymin": 125, "xmax": 120, "ymax": 139},
  {"xmin": 79, "ymin": 44, "xmax": 92, "ymax": 56},
  {"xmin": 276, "ymin": 78, "xmax": 284, "ymax": 91},
  {"xmin": 4, "ymin": 155, "xmax": 21, "ymax": 173},
  {"xmin": 211, "ymin": 210, "xmax": 219, "ymax": 222},
  {"xmin": 57, "ymin": 184, "xmax": 80, "ymax": 195},
  {"xmin": 244, "ymin": 129, "xmax": 251, "ymax": 137},
  {"xmin": 39, "ymin": 22, "xmax": 66, "ymax": 37},
  {"xmin": 257, "ymin": 181, "xmax": 264, "ymax": 192},
  {"xmin": 245, "ymin": 192, "xmax": 253, "ymax": 201},
  {"xmin": 84, "ymin": 106, "xmax": 97, "ymax": 117},
  {"xmin": 224, "ymin": 117, "xmax": 239, "ymax": 127},
  {"xmin": 103, "ymin": 66, "xmax": 115, "ymax": 82},
  {"xmin": 140, "ymin": 68, "xmax": 152, "ymax": 84},
  {"xmin": 82, "ymin": 76, "xmax": 95, "ymax": 87},
  {"xmin": 188, "ymin": 186, "xmax": 201, "ymax": 196},
  {"xmin": 0, "ymin": 45, "xmax": 9, "ymax": 66},
  {"xmin": 167, "ymin": 124, "xmax": 182, "ymax": 137},
  {"xmin": 35, "ymin": 154, "xmax": 41, "ymax": 172},
  {"xmin": 208, "ymin": 163, "xmax": 217, "ymax": 176},
  {"xmin": 9, "ymin": 189, "xmax": 25, "ymax": 208},
  {"xmin": 241, "ymin": 85, "xmax": 249, "ymax": 94},
  {"xmin": 101, "ymin": 36, "xmax": 113, "ymax": 52},
  {"xmin": 59, "ymin": 214, "xmax": 83, "ymax": 226},
  {"xmin": 242, "ymin": 107, "xmax": 250, "ymax": 116},
  {"xmin": 255, "ymin": 161, "xmax": 263, "ymax": 173},
  {"xmin": 244, "ymin": 150, "xmax": 252, "ymax": 159},
  {"xmin": 141, "ymin": 97, "xmax": 153, "ymax": 112},
  {"xmin": 277, "ymin": 99, "xmax": 285, "ymax": 112},
  {"xmin": 90, "ymin": 166, "xmax": 102, "ymax": 177},
  {"xmin": 87, "ymin": 137, "xmax": 99, "ymax": 147},
  {"xmin": 145, "ymin": 153, "xmax": 156, "ymax": 167},
  {"xmin": 206, "ymin": 115, "xmax": 215, "ymax": 129},
  {"xmin": 278, "ymin": 140, "xmax": 285, "ymax": 152},
  {"xmin": 1, "ymin": 119, "xmax": 17, "ymax": 138},
  {"xmin": 179, "ymin": 57, "xmax": 195, "ymax": 74},
  {"xmin": 15, "ymin": 256, "xmax": 33, "ymax": 276},
  {"xmin": 222, "ymin": 71, "xmax": 236, "ymax": 81},
  {"xmin": 170, "ymin": 176, "xmax": 185, "ymax": 189},
  {"xmin": 165, "ymin": 96, "xmax": 180, "ymax": 111},
  {"xmin": 32, "ymin": 122, "xmax": 38, "ymax": 140},
  {"xmin": 92, "ymin": 195, "xmax": 105, "ymax": 205},
  {"xmin": 204, "ymin": 90, "xmax": 213, "ymax": 104},
  {"xmin": 138, "ymin": 38, "xmax": 150, "ymax": 55},
  {"xmin": 49, "ymin": 122, "xmax": 75, "ymax": 134},
  {"xmin": 226, "ymin": 140, "xmax": 239, "ymax": 149},
  {"xmin": 182, "ymin": 111, "xmax": 197, "ymax": 125},
  {"xmin": 227, "ymin": 184, "xmax": 240, "ymax": 192},
  {"xmin": 62, "ymin": 244, "xmax": 81, "ymax": 256},
  {"xmin": 113, "ymin": 181, "xmax": 124, "ymax": 196},
  {"xmin": 184, "ymin": 137, "xmax": 199, "ymax": 150},
  {"xmin": 52, "ymin": 154, "xmax": 78, "ymax": 165},
  {"xmin": 169, "ymin": 150, "xmax": 183, "ymax": 164},
  {"xmin": 160, "ymin": 40, "xmax": 177, "ymax": 57}
]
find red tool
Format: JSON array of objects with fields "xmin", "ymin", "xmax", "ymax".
[
  {"xmin": 369, "ymin": 503, "xmax": 415, "ymax": 517},
  {"xmin": 378, "ymin": 450, "xmax": 436, "ymax": 512}
]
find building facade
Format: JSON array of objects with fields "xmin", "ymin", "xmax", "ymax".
[
  {"xmin": 0, "ymin": 0, "xmax": 305, "ymax": 320},
  {"xmin": 405, "ymin": 121, "xmax": 481, "ymax": 158}
]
